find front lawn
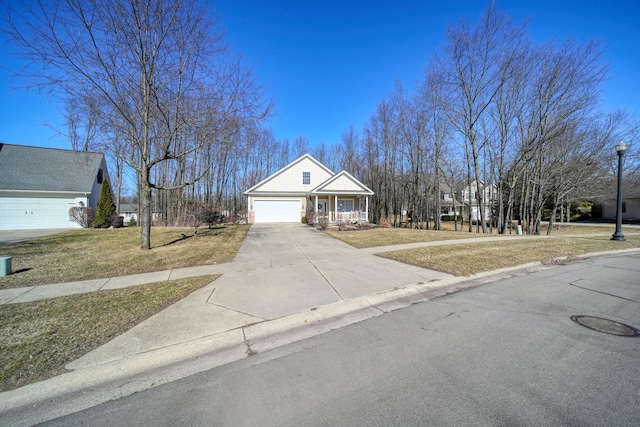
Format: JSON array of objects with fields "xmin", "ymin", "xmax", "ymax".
[
  {"xmin": 325, "ymin": 227, "xmax": 497, "ymax": 249},
  {"xmin": 0, "ymin": 275, "xmax": 216, "ymax": 392},
  {"xmin": 0, "ymin": 225, "xmax": 249, "ymax": 289}
]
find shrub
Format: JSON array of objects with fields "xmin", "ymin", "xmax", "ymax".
[
  {"xmin": 316, "ymin": 216, "xmax": 329, "ymax": 230},
  {"xmin": 441, "ymin": 215, "xmax": 462, "ymax": 222},
  {"xmin": 127, "ymin": 217, "xmax": 137, "ymax": 227},
  {"xmin": 111, "ymin": 215, "xmax": 124, "ymax": 229},
  {"xmin": 195, "ymin": 208, "xmax": 224, "ymax": 228},
  {"xmin": 92, "ymin": 179, "xmax": 116, "ymax": 228},
  {"xmin": 69, "ymin": 206, "xmax": 95, "ymax": 228}
]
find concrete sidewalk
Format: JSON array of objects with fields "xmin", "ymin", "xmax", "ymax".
[
  {"xmin": 0, "ymin": 263, "xmax": 229, "ymax": 304},
  {"xmin": 1, "ymin": 223, "xmax": 639, "ymax": 426}
]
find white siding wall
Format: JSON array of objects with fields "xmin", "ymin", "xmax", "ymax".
[
  {"xmin": 321, "ymin": 175, "xmax": 364, "ymax": 192},
  {"xmin": 257, "ymin": 159, "xmax": 333, "ymax": 193}
]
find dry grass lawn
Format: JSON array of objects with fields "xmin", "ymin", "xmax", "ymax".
[
  {"xmin": 0, "ymin": 225, "xmax": 249, "ymax": 289},
  {"xmin": 378, "ymin": 235, "xmax": 640, "ymax": 276},
  {"xmin": 0, "ymin": 275, "xmax": 216, "ymax": 392},
  {"xmin": 325, "ymin": 227, "xmax": 495, "ymax": 248},
  {"xmin": 326, "ymin": 223, "xmax": 634, "ymax": 249}
]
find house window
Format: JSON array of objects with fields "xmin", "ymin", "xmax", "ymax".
[
  {"xmin": 622, "ymin": 202, "xmax": 626, "ymax": 213},
  {"xmin": 338, "ymin": 199, "xmax": 354, "ymax": 212},
  {"xmin": 97, "ymin": 168, "xmax": 104, "ymax": 184},
  {"xmin": 302, "ymin": 171, "xmax": 311, "ymax": 185}
]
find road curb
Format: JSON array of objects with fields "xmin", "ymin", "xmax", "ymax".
[{"xmin": 0, "ymin": 278, "xmax": 475, "ymax": 425}]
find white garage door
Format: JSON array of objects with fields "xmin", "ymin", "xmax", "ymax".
[
  {"xmin": 254, "ymin": 200, "xmax": 301, "ymax": 223},
  {"xmin": 0, "ymin": 196, "xmax": 78, "ymax": 230}
]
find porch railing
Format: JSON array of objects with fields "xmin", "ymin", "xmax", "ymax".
[{"xmin": 311, "ymin": 211, "xmax": 369, "ymax": 224}]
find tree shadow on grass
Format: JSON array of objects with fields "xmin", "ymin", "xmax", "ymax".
[
  {"xmin": 9, "ymin": 268, "xmax": 31, "ymax": 275},
  {"xmin": 155, "ymin": 226, "xmax": 226, "ymax": 248}
]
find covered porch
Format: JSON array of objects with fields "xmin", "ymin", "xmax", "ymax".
[
  {"xmin": 307, "ymin": 170, "xmax": 375, "ymax": 225},
  {"xmin": 310, "ymin": 194, "xmax": 371, "ymax": 224}
]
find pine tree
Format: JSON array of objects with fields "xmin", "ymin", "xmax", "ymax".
[{"xmin": 92, "ymin": 179, "xmax": 116, "ymax": 228}]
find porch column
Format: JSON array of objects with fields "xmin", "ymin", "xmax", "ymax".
[
  {"xmin": 335, "ymin": 195, "xmax": 338, "ymax": 222},
  {"xmin": 366, "ymin": 196, "xmax": 369, "ymax": 222},
  {"xmin": 314, "ymin": 195, "xmax": 318, "ymax": 224}
]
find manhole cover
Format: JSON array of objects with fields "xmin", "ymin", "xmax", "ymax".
[{"xmin": 570, "ymin": 315, "xmax": 640, "ymax": 337}]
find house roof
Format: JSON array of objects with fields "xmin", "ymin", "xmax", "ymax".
[
  {"xmin": 311, "ymin": 170, "xmax": 374, "ymax": 195},
  {"xmin": 244, "ymin": 154, "xmax": 334, "ymax": 195},
  {"xmin": 0, "ymin": 143, "xmax": 105, "ymax": 193},
  {"xmin": 119, "ymin": 203, "xmax": 138, "ymax": 213},
  {"xmin": 244, "ymin": 154, "xmax": 375, "ymax": 198}
]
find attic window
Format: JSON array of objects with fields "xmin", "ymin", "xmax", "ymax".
[
  {"xmin": 302, "ymin": 171, "xmax": 311, "ymax": 185},
  {"xmin": 97, "ymin": 168, "xmax": 104, "ymax": 184}
]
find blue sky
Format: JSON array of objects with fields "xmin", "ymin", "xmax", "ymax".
[{"xmin": 1, "ymin": 0, "xmax": 638, "ymax": 150}]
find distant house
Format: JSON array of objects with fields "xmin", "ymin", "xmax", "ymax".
[
  {"xmin": 460, "ymin": 180, "xmax": 497, "ymax": 221},
  {"xmin": 601, "ymin": 197, "xmax": 640, "ymax": 221},
  {"xmin": 439, "ymin": 183, "xmax": 463, "ymax": 217},
  {"xmin": 0, "ymin": 143, "xmax": 110, "ymax": 230},
  {"xmin": 244, "ymin": 154, "xmax": 374, "ymax": 224},
  {"xmin": 119, "ymin": 203, "xmax": 138, "ymax": 224}
]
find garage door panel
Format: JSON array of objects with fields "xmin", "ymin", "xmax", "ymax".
[
  {"xmin": 254, "ymin": 200, "xmax": 300, "ymax": 223},
  {"xmin": 1, "ymin": 196, "xmax": 78, "ymax": 230}
]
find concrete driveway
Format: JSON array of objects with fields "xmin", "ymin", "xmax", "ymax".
[
  {"xmin": 209, "ymin": 223, "xmax": 451, "ymax": 319},
  {"xmin": 66, "ymin": 223, "xmax": 452, "ymax": 371},
  {"xmin": 0, "ymin": 229, "xmax": 70, "ymax": 246}
]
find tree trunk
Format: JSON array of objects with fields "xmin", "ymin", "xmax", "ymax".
[{"xmin": 139, "ymin": 168, "xmax": 153, "ymax": 250}]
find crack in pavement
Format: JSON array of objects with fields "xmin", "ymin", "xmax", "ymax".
[{"xmin": 280, "ymin": 224, "xmax": 345, "ymax": 301}]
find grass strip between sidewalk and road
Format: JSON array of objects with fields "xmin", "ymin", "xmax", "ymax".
[
  {"xmin": 0, "ymin": 225, "xmax": 249, "ymax": 289},
  {"xmin": 377, "ymin": 235, "xmax": 640, "ymax": 276},
  {"xmin": 0, "ymin": 275, "xmax": 217, "ymax": 392}
]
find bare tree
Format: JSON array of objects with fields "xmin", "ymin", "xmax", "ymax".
[
  {"xmin": 434, "ymin": 4, "xmax": 526, "ymax": 233},
  {"xmin": 3, "ymin": 0, "xmax": 270, "ymax": 248}
]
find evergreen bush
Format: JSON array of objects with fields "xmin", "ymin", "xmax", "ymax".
[{"xmin": 92, "ymin": 179, "xmax": 116, "ymax": 228}]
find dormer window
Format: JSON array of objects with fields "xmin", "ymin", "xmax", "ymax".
[
  {"xmin": 97, "ymin": 168, "xmax": 104, "ymax": 184},
  {"xmin": 302, "ymin": 171, "xmax": 311, "ymax": 185}
]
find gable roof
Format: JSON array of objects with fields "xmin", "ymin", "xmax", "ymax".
[
  {"xmin": 0, "ymin": 143, "xmax": 106, "ymax": 193},
  {"xmin": 244, "ymin": 154, "xmax": 334, "ymax": 195},
  {"xmin": 119, "ymin": 203, "xmax": 138, "ymax": 213},
  {"xmin": 311, "ymin": 170, "xmax": 374, "ymax": 195}
]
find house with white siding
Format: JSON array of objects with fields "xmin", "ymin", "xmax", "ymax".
[
  {"xmin": 461, "ymin": 180, "xmax": 497, "ymax": 222},
  {"xmin": 0, "ymin": 143, "xmax": 109, "ymax": 230},
  {"xmin": 244, "ymin": 154, "xmax": 374, "ymax": 224}
]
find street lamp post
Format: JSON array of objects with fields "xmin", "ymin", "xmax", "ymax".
[{"xmin": 611, "ymin": 141, "xmax": 627, "ymax": 241}]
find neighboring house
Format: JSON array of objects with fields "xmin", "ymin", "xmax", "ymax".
[
  {"xmin": 0, "ymin": 143, "xmax": 110, "ymax": 230},
  {"xmin": 440, "ymin": 183, "xmax": 463, "ymax": 217},
  {"xmin": 460, "ymin": 180, "xmax": 497, "ymax": 221},
  {"xmin": 602, "ymin": 197, "xmax": 640, "ymax": 221},
  {"xmin": 119, "ymin": 203, "xmax": 138, "ymax": 224},
  {"xmin": 244, "ymin": 154, "xmax": 374, "ymax": 224}
]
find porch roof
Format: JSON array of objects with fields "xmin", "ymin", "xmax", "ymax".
[{"xmin": 310, "ymin": 170, "xmax": 374, "ymax": 196}]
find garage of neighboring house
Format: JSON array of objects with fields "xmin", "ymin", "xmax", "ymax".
[
  {"xmin": 253, "ymin": 199, "xmax": 302, "ymax": 223},
  {"xmin": 0, "ymin": 143, "xmax": 110, "ymax": 230}
]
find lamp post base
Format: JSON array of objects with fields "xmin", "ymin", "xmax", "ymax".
[{"xmin": 611, "ymin": 231, "xmax": 626, "ymax": 241}]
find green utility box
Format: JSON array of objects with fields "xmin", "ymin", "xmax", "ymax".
[{"xmin": 0, "ymin": 256, "xmax": 12, "ymax": 276}]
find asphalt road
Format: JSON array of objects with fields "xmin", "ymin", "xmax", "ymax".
[{"xmin": 41, "ymin": 252, "xmax": 640, "ymax": 426}]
